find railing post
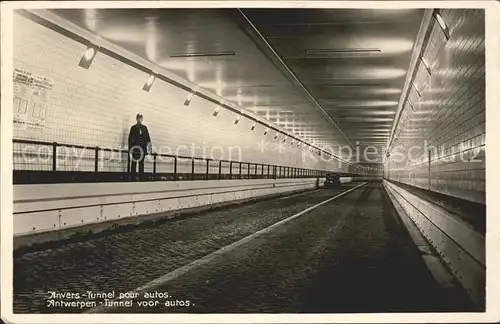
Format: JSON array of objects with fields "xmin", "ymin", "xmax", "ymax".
[
  {"xmin": 218, "ymin": 160, "xmax": 222, "ymax": 180},
  {"xmin": 127, "ymin": 151, "xmax": 130, "ymax": 173},
  {"xmin": 206, "ymin": 159, "xmax": 210, "ymax": 180},
  {"xmin": 239, "ymin": 162, "xmax": 242, "ymax": 179},
  {"xmin": 261, "ymin": 164, "xmax": 264, "ymax": 178},
  {"xmin": 428, "ymin": 149, "xmax": 431, "ymax": 190},
  {"xmin": 191, "ymin": 158, "xmax": 195, "ymax": 180},
  {"xmin": 52, "ymin": 142, "xmax": 57, "ymax": 172},
  {"xmin": 229, "ymin": 161, "xmax": 233, "ymax": 179},
  {"xmin": 94, "ymin": 147, "xmax": 99, "ymax": 172},
  {"xmin": 247, "ymin": 163, "xmax": 251, "ymax": 179},
  {"xmin": 174, "ymin": 156, "xmax": 178, "ymax": 181},
  {"xmin": 153, "ymin": 154, "xmax": 157, "ymax": 174}
]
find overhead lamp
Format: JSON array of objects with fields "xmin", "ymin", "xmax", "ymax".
[
  {"xmin": 264, "ymin": 128, "xmax": 269, "ymax": 135},
  {"xmin": 274, "ymin": 132, "xmax": 279, "ymax": 140},
  {"xmin": 434, "ymin": 12, "xmax": 450, "ymax": 40},
  {"xmin": 170, "ymin": 51, "xmax": 235, "ymax": 58},
  {"xmin": 291, "ymin": 140, "xmax": 294, "ymax": 145},
  {"xmin": 320, "ymin": 83, "xmax": 383, "ymax": 88},
  {"xmin": 213, "ymin": 105, "xmax": 220, "ymax": 117},
  {"xmin": 184, "ymin": 92, "xmax": 194, "ymax": 106},
  {"xmin": 78, "ymin": 45, "xmax": 99, "ymax": 69},
  {"xmin": 305, "ymin": 48, "xmax": 381, "ymax": 55},
  {"xmin": 420, "ymin": 56, "xmax": 432, "ymax": 74},
  {"xmin": 412, "ymin": 83, "xmax": 421, "ymax": 97},
  {"xmin": 142, "ymin": 73, "xmax": 156, "ymax": 92},
  {"xmin": 234, "ymin": 115, "xmax": 241, "ymax": 124},
  {"xmin": 251, "ymin": 122, "xmax": 256, "ymax": 131}
]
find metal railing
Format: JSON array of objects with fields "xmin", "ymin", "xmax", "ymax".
[{"xmin": 13, "ymin": 139, "xmax": 329, "ymax": 184}]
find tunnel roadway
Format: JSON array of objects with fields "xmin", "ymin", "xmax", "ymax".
[{"xmin": 13, "ymin": 182, "xmax": 473, "ymax": 314}]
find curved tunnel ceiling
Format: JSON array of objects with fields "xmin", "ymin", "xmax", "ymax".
[{"xmin": 47, "ymin": 8, "xmax": 424, "ymax": 162}]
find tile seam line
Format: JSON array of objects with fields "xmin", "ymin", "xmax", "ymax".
[{"xmin": 84, "ymin": 181, "xmax": 367, "ymax": 314}]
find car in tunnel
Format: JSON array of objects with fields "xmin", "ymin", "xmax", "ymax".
[{"xmin": 323, "ymin": 172, "xmax": 341, "ymax": 188}]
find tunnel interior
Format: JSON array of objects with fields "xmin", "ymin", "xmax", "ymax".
[{"xmin": 8, "ymin": 5, "xmax": 486, "ymax": 316}]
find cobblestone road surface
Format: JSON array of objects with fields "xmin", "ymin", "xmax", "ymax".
[
  {"xmin": 112, "ymin": 182, "xmax": 474, "ymax": 313},
  {"xmin": 13, "ymin": 185, "xmax": 354, "ymax": 313},
  {"xmin": 14, "ymin": 182, "xmax": 473, "ymax": 314}
]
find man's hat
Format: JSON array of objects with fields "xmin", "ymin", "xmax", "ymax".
[{"xmin": 136, "ymin": 113, "xmax": 143, "ymax": 118}]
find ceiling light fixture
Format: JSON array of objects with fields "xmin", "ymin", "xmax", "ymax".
[
  {"xmin": 142, "ymin": 74, "xmax": 156, "ymax": 92},
  {"xmin": 239, "ymin": 84, "xmax": 275, "ymax": 89},
  {"xmin": 412, "ymin": 83, "xmax": 422, "ymax": 97},
  {"xmin": 170, "ymin": 51, "xmax": 235, "ymax": 58},
  {"xmin": 184, "ymin": 92, "xmax": 194, "ymax": 106},
  {"xmin": 234, "ymin": 115, "xmax": 241, "ymax": 124},
  {"xmin": 313, "ymin": 82, "xmax": 384, "ymax": 87},
  {"xmin": 305, "ymin": 48, "xmax": 381, "ymax": 55},
  {"xmin": 434, "ymin": 12, "xmax": 451, "ymax": 40},
  {"xmin": 78, "ymin": 45, "xmax": 99, "ymax": 69},
  {"xmin": 251, "ymin": 122, "xmax": 256, "ymax": 131},
  {"xmin": 420, "ymin": 56, "xmax": 432, "ymax": 74},
  {"xmin": 213, "ymin": 105, "xmax": 221, "ymax": 117},
  {"xmin": 264, "ymin": 128, "xmax": 269, "ymax": 135}
]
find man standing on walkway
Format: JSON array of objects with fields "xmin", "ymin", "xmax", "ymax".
[{"xmin": 128, "ymin": 113, "xmax": 152, "ymax": 177}]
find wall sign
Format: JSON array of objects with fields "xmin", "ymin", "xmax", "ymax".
[{"xmin": 13, "ymin": 68, "xmax": 53, "ymax": 131}]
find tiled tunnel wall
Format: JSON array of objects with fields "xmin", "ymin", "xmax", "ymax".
[
  {"xmin": 12, "ymin": 12, "xmax": 350, "ymax": 175},
  {"xmin": 384, "ymin": 9, "xmax": 485, "ymax": 204}
]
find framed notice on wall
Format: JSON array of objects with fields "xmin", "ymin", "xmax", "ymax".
[{"xmin": 12, "ymin": 68, "xmax": 53, "ymax": 131}]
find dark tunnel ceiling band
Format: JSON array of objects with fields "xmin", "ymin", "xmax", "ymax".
[{"xmin": 17, "ymin": 9, "xmax": 348, "ymax": 164}]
